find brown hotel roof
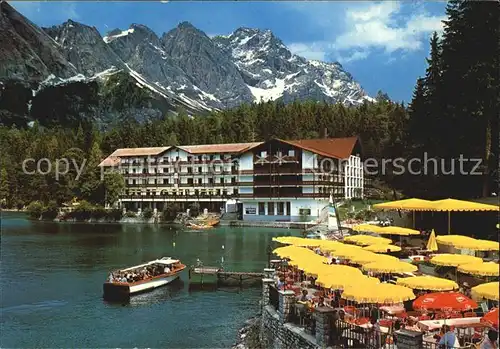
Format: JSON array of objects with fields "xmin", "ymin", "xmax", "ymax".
[
  {"xmin": 98, "ymin": 137, "xmax": 359, "ymax": 166},
  {"xmin": 279, "ymin": 137, "xmax": 359, "ymax": 159}
]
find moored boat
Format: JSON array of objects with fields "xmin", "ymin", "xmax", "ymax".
[{"xmin": 103, "ymin": 257, "xmax": 186, "ymax": 300}]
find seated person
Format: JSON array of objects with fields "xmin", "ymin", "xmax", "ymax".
[
  {"xmin": 276, "ymin": 277, "xmax": 285, "ymax": 290},
  {"xmin": 438, "ymin": 325, "xmax": 456, "ymax": 349},
  {"xmin": 316, "ymin": 296, "xmax": 326, "ymax": 307},
  {"xmin": 480, "ymin": 329, "xmax": 498, "ymax": 349},
  {"xmin": 298, "ymin": 289, "xmax": 312, "ymax": 302}
]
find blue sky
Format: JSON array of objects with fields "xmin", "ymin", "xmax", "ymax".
[{"xmin": 13, "ymin": 1, "xmax": 447, "ymax": 103}]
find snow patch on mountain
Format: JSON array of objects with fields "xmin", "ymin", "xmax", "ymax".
[{"xmin": 103, "ymin": 28, "xmax": 135, "ymax": 43}]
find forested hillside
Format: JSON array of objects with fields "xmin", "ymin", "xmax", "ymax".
[{"xmin": 0, "ymin": 0, "xmax": 498, "ymax": 208}]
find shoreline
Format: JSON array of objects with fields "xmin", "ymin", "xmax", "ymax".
[
  {"xmin": 3, "ymin": 211, "xmax": 312, "ymax": 229},
  {"xmin": 232, "ymin": 316, "xmax": 262, "ymax": 349}
]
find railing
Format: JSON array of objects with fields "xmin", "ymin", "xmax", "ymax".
[
  {"xmin": 330, "ymin": 320, "xmax": 396, "ymax": 349},
  {"xmin": 120, "ymin": 194, "xmax": 235, "ymax": 200},
  {"xmin": 289, "ymin": 303, "xmax": 316, "ymax": 336},
  {"xmin": 269, "ymin": 285, "xmax": 279, "ymax": 310}
]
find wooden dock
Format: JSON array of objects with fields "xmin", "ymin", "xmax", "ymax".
[{"xmin": 188, "ymin": 266, "xmax": 265, "ymax": 287}]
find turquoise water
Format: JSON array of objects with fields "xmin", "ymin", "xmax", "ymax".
[{"xmin": 0, "ymin": 212, "xmax": 298, "ymax": 347}]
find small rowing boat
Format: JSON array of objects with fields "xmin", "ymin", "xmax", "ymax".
[{"xmin": 103, "ymin": 257, "xmax": 186, "ymax": 300}]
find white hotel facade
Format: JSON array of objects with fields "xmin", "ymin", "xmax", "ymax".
[{"xmin": 99, "ymin": 137, "xmax": 364, "ymax": 222}]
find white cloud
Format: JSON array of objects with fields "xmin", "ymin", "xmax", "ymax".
[
  {"xmin": 288, "ymin": 43, "xmax": 326, "ymax": 61},
  {"xmin": 335, "ymin": 2, "xmax": 445, "ymax": 53},
  {"xmin": 335, "ymin": 50, "xmax": 370, "ymax": 64},
  {"xmin": 286, "ymin": 2, "xmax": 445, "ymax": 64}
]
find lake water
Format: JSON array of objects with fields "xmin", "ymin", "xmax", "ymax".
[{"xmin": 0, "ymin": 212, "xmax": 298, "ymax": 347}]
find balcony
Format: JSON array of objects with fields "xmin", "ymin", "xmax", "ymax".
[
  {"xmin": 238, "ymin": 193, "xmax": 333, "ymax": 199},
  {"xmin": 120, "ymin": 193, "xmax": 235, "ymax": 200}
]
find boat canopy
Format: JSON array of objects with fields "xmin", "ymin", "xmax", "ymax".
[{"xmin": 119, "ymin": 257, "xmax": 180, "ymax": 272}]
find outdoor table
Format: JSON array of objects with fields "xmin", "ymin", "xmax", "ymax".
[{"xmin": 417, "ymin": 317, "xmax": 481, "ymax": 331}]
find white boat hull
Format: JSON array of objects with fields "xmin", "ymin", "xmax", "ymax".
[{"xmin": 129, "ymin": 274, "xmax": 179, "ymax": 294}]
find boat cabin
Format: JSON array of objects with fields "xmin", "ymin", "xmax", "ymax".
[{"xmin": 108, "ymin": 257, "xmax": 184, "ymax": 284}]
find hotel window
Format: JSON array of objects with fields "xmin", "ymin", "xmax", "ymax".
[
  {"xmin": 267, "ymin": 202, "xmax": 275, "ymax": 215},
  {"xmin": 198, "ymin": 178, "xmax": 202, "ymax": 185},
  {"xmin": 132, "ymin": 180, "xmax": 136, "ymax": 185},
  {"xmin": 277, "ymin": 202, "xmax": 284, "ymax": 215},
  {"xmin": 198, "ymin": 167, "xmax": 202, "ymax": 173},
  {"xmin": 288, "ymin": 150, "xmax": 295, "ymax": 157},
  {"xmin": 258, "ymin": 202, "xmax": 265, "ymax": 215},
  {"xmin": 187, "ymin": 167, "xmax": 192, "ymax": 174},
  {"xmin": 261, "ymin": 151, "xmax": 267, "ymax": 157},
  {"xmin": 163, "ymin": 179, "xmax": 168, "ymax": 184}
]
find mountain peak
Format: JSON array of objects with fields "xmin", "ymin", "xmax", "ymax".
[
  {"xmin": 1, "ymin": 5, "xmax": 372, "ymax": 117},
  {"xmin": 177, "ymin": 21, "xmax": 196, "ymax": 30}
]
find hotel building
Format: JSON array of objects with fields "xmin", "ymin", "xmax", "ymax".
[{"xmin": 98, "ymin": 137, "xmax": 364, "ymax": 222}]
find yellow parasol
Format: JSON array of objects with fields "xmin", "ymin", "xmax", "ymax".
[
  {"xmin": 350, "ymin": 253, "xmax": 399, "ymax": 265},
  {"xmin": 272, "ymin": 236, "xmax": 321, "ymax": 247},
  {"xmin": 316, "ymin": 273, "xmax": 379, "ymax": 290},
  {"xmin": 429, "ymin": 253, "xmax": 483, "ymax": 267},
  {"xmin": 373, "ymin": 199, "xmax": 434, "ymax": 227},
  {"xmin": 363, "ymin": 244, "xmax": 402, "ymax": 253},
  {"xmin": 343, "ymin": 235, "xmax": 392, "ymax": 246},
  {"xmin": 373, "ymin": 198, "xmax": 434, "ymax": 210},
  {"xmin": 352, "ymin": 224, "xmax": 383, "ymax": 233},
  {"xmin": 414, "ymin": 199, "xmax": 499, "ymax": 233},
  {"xmin": 362, "ymin": 261, "xmax": 418, "ymax": 273},
  {"xmin": 471, "ymin": 282, "xmax": 499, "ymax": 301},
  {"xmin": 457, "ymin": 262, "xmax": 499, "ymax": 277},
  {"xmin": 436, "ymin": 235, "xmax": 499, "ymax": 251},
  {"xmin": 396, "ymin": 275, "xmax": 458, "ymax": 291},
  {"xmin": 342, "ymin": 283, "xmax": 416, "ymax": 303},
  {"xmin": 426, "ymin": 229, "xmax": 439, "ymax": 251},
  {"xmin": 377, "ymin": 226, "xmax": 420, "ymax": 236}
]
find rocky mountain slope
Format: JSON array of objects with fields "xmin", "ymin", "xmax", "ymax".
[{"xmin": 0, "ymin": 1, "xmax": 373, "ymax": 126}]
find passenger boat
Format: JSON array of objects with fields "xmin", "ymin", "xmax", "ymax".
[{"xmin": 103, "ymin": 257, "xmax": 186, "ymax": 300}]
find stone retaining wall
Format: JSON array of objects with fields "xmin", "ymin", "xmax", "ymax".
[{"xmin": 260, "ymin": 305, "xmax": 317, "ymax": 349}]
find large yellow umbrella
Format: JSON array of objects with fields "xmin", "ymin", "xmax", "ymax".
[
  {"xmin": 316, "ymin": 273, "xmax": 379, "ymax": 290},
  {"xmin": 417, "ymin": 199, "xmax": 500, "ymax": 233},
  {"xmin": 426, "ymin": 229, "xmax": 438, "ymax": 251},
  {"xmin": 373, "ymin": 198, "xmax": 434, "ymax": 210},
  {"xmin": 342, "ymin": 283, "xmax": 416, "ymax": 303},
  {"xmin": 429, "ymin": 253, "xmax": 483, "ymax": 267},
  {"xmin": 363, "ymin": 244, "xmax": 402, "ymax": 253},
  {"xmin": 352, "ymin": 224, "xmax": 383, "ymax": 233},
  {"xmin": 362, "ymin": 261, "xmax": 418, "ymax": 273},
  {"xmin": 436, "ymin": 235, "xmax": 499, "ymax": 251},
  {"xmin": 273, "ymin": 245, "xmax": 311, "ymax": 259},
  {"xmin": 273, "ymin": 236, "xmax": 321, "ymax": 247},
  {"xmin": 344, "ymin": 235, "xmax": 392, "ymax": 246},
  {"xmin": 350, "ymin": 253, "xmax": 399, "ymax": 265},
  {"xmin": 396, "ymin": 275, "xmax": 459, "ymax": 291},
  {"xmin": 373, "ymin": 199, "xmax": 434, "ymax": 227},
  {"xmin": 471, "ymin": 282, "xmax": 499, "ymax": 301},
  {"xmin": 377, "ymin": 226, "xmax": 420, "ymax": 236},
  {"xmin": 457, "ymin": 262, "xmax": 499, "ymax": 277}
]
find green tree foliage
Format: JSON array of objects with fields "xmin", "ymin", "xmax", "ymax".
[
  {"xmin": 103, "ymin": 171, "xmax": 126, "ymax": 207},
  {"xmin": 406, "ymin": 0, "xmax": 499, "ymax": 198},
  {"xmin": 0, "ymin": 1, "xmax": 496, "ymax": 205}
]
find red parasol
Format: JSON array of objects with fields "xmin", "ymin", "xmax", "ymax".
[
  {"xmin": 413, "ymin": 292, "xmax": 478, "ymax": 312},
  {"xmin": 481, "ymin": 308, "xmax": 499, "ymax": 328}
]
